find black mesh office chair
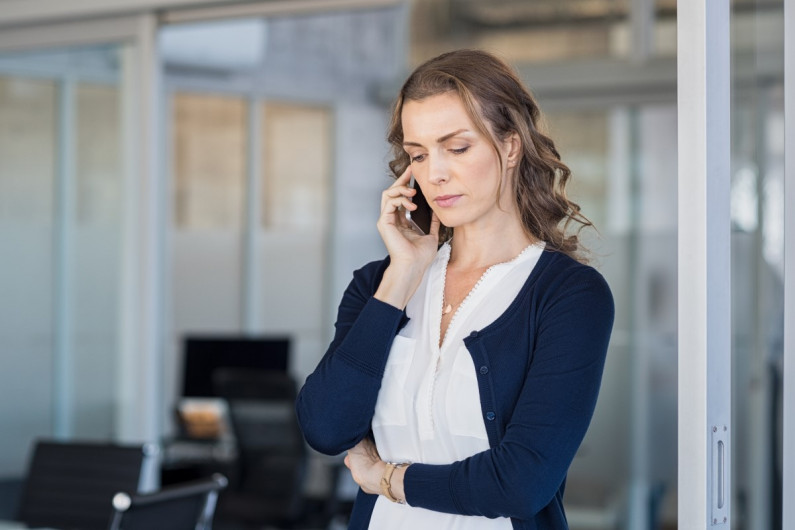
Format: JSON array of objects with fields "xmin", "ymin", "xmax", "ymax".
[
  {"xmin": 17, "ymin": 439, "xmax": 154, "ymax": 530},
  {"xmin": 107, "ymin": 473, "xmax": 227, "ymax": 530},
  {"xmin": 212, "ymin": 369, "xmax": 307, "ymax": 528}
]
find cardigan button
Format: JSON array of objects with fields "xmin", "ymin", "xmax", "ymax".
[
  {"xmin": 479, "ymin": 366, "xmax": 489, "ymax": 375},
  {"xmin": 486, "ymin": 412, "xmax": 496, "ymax": 421}
]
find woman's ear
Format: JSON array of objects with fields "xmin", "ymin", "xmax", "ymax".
[{"xmin": 505, "ymin": 132, "xmax": 521, "ymax": 169}]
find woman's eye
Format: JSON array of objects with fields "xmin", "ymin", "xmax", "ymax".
[
  {"xmin": 410, "ymin": 154, "xmax": 426, "ymax": 163},
  {"xmin": 450, "ymin": 146, "xmax": 469, "ymax": 155}
]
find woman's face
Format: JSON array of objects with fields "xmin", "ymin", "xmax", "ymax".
[{"xmin": 401, "ymin": 91, "xmax": 519, "ymax": 233}]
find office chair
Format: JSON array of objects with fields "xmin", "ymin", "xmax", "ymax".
[
  {"xmin": 107, "ymin": 473, "xmax": 227, "ymax": 530},
  {"xmin": 212, "ymin": 369, "xmax": 307, "ymax": 528},
  {"xmin": 17, "ymin": 439, "xmax": 154, "ymax": 530}
]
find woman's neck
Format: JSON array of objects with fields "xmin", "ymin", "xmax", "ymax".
[{"xmin": 448, "ymin": 217, "xmax": 536, "ymax": 271}]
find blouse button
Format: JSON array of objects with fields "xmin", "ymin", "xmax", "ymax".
[
  {"xmin": 479, "ymin": 366, "xmax": 489, "ymax": 375},
  {"xmin": 486, "ymin": 412, "xmax": 496, "ymax": 421}
]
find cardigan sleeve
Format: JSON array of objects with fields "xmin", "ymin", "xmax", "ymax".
[
  {"xmin": 296, "ymin": 258, "xmax": 406, "ymax": 456},
  {"xmin": 403, "ymin": 266, "xmax": 614, "ymax": 521}
]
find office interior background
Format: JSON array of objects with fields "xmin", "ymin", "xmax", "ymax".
[{"xmin": 0, "ymin": 0, "xmax": 789, "ymax": 529}]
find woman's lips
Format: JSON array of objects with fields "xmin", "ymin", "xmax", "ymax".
[{"xmin": 434, "ymin": 194, "xmax": 461, "ymax": 208}]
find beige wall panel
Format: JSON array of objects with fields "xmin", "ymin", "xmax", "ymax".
[{"xmin": 173, "ymin": 93, "xmax": 246, "ymax": 229}]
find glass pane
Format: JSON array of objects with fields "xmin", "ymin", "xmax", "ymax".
[
  {"xmin": 73, "ymin": 81, "xmax": 123, "ymax": 438},
  {"xmin": 731, "ymin": 0, "xmax": 785, "ymax": 527},
  {"xmin": 258, "ymin": 102, "xmax": 332, "ymax": 377},
  {"xmin": 261, "ymin": 102, "xmax": 331, "ymax": 230},
  {"xmin": 545, "ymin": 110, "xmax": 609, "ymax": 231},
  {"xmin": 545, "ymin": 103, "xmax": 678, "ymax": 529},
  {"xmin": 76, "ymin": 83, "xmax": 122, "ymax": 225},
  {"xmin": 545, "ymin": 108, "xmax": 628, "ymax": 519},
  {"xmin": 173, "ymin": 92, "xmax": 246, "ymax": 229},
  {"xmin": 0, "ymin": 75, "xmax": 57, "ymax": 475},
  {"xmin": 0, "ymin": 44, "xmax": 126, "ymax": 477},
  {"xmin": 161, "ymin": 8, "xmax": 372, "ymax": 444},
  {"xmin": 170, "ymin": 93, "xmax": 246, "ymax": 411}
]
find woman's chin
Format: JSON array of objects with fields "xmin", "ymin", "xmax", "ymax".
[{"xmin": 435, "ymin": 214, "xmax": 461, "ymax": 229}]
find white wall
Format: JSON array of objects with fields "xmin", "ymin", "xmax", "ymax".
[
  {"xmin": 0, "ymin": 224, "xmax": 55, "ymax": 475},
  {"xmin": 327, "ymin": 102, "xmax": 390, "ymax": 351}
]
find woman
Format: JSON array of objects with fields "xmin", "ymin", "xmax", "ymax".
[{"xmin": 296, "ymin": 49, "xmax": 614, "ymax": 529}]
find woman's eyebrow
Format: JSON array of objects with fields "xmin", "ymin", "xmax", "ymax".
[{"xmin": 403, "ymin": 129, "xmax": 470, "ymax": 147}]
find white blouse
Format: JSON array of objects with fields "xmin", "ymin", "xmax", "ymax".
[{"xmin": 369, "ymin": 240, "xmax": 545, "ymax": 529}]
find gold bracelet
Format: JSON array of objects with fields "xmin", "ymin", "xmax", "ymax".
[{"xmin": 380, "ymin": 462, "xmax": 408, "ymax": 504}]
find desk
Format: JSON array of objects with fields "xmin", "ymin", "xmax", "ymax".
[
  {"xmin": 161, "ymin": 439, "xmax": 236, "ymax": 466},
  {"xmin": 160, "ymin": 439, "xmax": 237, "ymax": 486}
]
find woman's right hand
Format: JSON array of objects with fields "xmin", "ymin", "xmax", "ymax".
[{"xmin": 374, "ymin": 167, "xmax": 440, "ymax": 309}]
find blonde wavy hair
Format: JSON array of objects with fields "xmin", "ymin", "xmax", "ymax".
[{"xmin": 387, "ymin": 49, "xmax": 592, "ymax": 262}]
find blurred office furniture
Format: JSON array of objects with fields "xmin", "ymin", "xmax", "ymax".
[
  {"xmin": 181, "ymin": 336, "xmax": 290, "ymax": 398},
  {"xmin": 212, "ymin": 368, "xmax": 307, "ymax": 528},
  {"xmin": 0, "ymin": 478, "xmax": 24, "ymax": 520},
  {"xmin": 17, "ymin": 439, "xmax": 154, "ymax": 530},
  {"xmin": 108, "ymin": 473, "xmax": 227, "ymax": 530},
  {"xmin": 162, "ymin": 397, "xmax": 237, "ymax": 484},
  {"xmin": 174, "ymin": 398, "xmax": 234, "ymax": 442},
  {"xmin": 161, "ymin": 335, "xmax": 291, "ymax": 487}
]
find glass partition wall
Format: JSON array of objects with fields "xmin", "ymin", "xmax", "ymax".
[
  {"xmin": 0, "ymin": 46, "xmax": 127, "ymax": 476},
  {"xmin": 167, "ymin": 90, "xmax": 334, "ymax": 406},
  {"xmin": 158, "ymin": 14, "xmax": 405, "ymax": 515},
  {"xmin": 541, "ymin": 102, "xmax": 678, "ymax": 529},
  {"xmin": 158, "ymin": 6, "xmax": 402, "ymax": 415},
  {"xmin": 730, "ymin": 1, "xmax": 785, "ymax": 528}
]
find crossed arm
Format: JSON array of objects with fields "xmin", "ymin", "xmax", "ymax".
[{"xmin": 296, "ymin": 262, "xmax": 614, "ymax": 520}]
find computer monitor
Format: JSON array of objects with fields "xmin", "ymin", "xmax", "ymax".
[{"xmin": 181, "ymin": 336, "xmax": 290, "ymax": 398}]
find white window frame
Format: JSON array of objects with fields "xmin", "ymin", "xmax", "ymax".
[{"xmin": 677, "ymin": 1, "xmax": 732, "ymax": 527}]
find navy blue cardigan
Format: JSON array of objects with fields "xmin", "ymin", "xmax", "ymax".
[{"xmin": 296, "ymin": 249, "xmax": 614, "ymax": 529}]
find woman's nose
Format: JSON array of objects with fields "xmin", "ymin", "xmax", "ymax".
[{"xmin": 427, "ymin": 155, "xmax": 449, "ymax": 185}]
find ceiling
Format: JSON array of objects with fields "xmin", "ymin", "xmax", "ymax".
[{"xmin": 447, "ymin": 0, "xmax": 779, "ymax": 29}]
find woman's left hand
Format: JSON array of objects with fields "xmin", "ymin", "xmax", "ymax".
[{"xmin": 343, "ymin": 437, "xmax": 385, "ymax": 495}]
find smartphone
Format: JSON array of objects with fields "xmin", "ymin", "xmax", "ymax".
[{"xmin": 405, "ymin": 174, "xmax": 432, "ymax": 235}]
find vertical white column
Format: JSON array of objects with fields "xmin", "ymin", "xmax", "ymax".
[
  {"xmin": 677, "ymin": 0, "xmax": 732, "ymax": 528},
  {"xmin": 243, "ymin": 98, "xmax": 263, "ymax": 334},
  {"xmin": 783, "ymin": 0, "xmax": 794, "ymax": 523},
  {"xmin": 137, "ymin": 12, "xmax": 163, "ymax": 445},
  {"xmin": 117, "ymin": 14, "xmax": 163, "ymax": 448},
  {"xmin": 117, "ymin": 43, "xmax": 137, "ymax": 440},
  {"xmin": 53, "ymin": 77, "xmax": 76, "ymax": 439},
  {"xmin": 159, "ymin": 83, "xmax": 175, "ymax": 438}
]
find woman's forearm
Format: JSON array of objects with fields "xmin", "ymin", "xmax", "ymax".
[
  {"xmin": 297, "ymin": 262, "xmax": 406, "ymax": 455},
  {"xmin": 344, "ymin": 439, "xmax": 409, "ymax": 504}
]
